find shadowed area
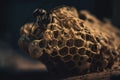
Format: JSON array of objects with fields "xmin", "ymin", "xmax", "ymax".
[
  {"xmin": 0, "ymin": 40, "xmax": 50, "ymax": 80},
  {"xmin": 0, "ymin": 0, "xmax": 120, "ymax": 80}
]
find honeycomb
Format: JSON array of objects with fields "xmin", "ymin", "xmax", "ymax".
[{"xmin": 18, "ymin": 6, "xmax": 120, "ymax": 75}]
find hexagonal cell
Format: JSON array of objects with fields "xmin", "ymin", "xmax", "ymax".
[
  {"xmin": 58, "ymin": 40, "xmax": 65, "ymax": 48},
  {"xmin": 39, "ymin": 39, "xmax": 47, "ymax": 48},
  {"xmin": 63, "ymin": 31, "xmax": 69, "ymax": 38},
  {"xmin": 86, "ymin": 34, "xmax": 95, "ymax": 42},
  {"xmin": 48, "ymin": 39, "xmax": 58, "ymax": 47},
  {"xmin": 63, "ymin": 21, "xmax": 71, "ymax": 29},
  {"xmin": 66, "ymin": 39, "xmax": 74, "ymax": 47},
  {"xmin": 112, "ymin": 50, "xmax": 119, "ymax": 56},
  {"xmin": 79, "ymin": 22, "xmax": 84, "ymax": 28},
  {"xmin": 63, "ymin": 55, "xmax": 72, "ymax": 62},
  {"xmin": 96, "ymin": 37, "xmax": 100, "ymax": 42},
  {"xmin": 73, "ymin": 54, "xmax": 81, "ymax": 62},
  {"xmin": 53, "ymin": 30, "xmax": 59, "ymax": 39},
  {"xmin": 89, "ymin": 43, "xmax": 98, "ymax": 52},
  {"xmin": 78, "ymin": 47, "xmax": 86, "ymax": 55},
  {"xmin": 30, "ymin": 48, "xmax": 38, "ymax": 56},
  {"xmin": 69, "ymin": 47, "xmax": 78, "ymax": 55},
  {"xmin": 30, "ymin": 48, "xmax": 43, "ymax": 58},
  {"xmin": 85, "ymin": 50, "xmax": 95, "ymax": 57},
  {"xmin": 84, "ymin": 28, "xmax": 90, "ymax": 34},
  {"xmin": 72, "ymin": 24, "xmax": 81, "ymax": 31},
  {"xmin": 74, "ymin": 39, "xmax": 84, "ymax": 47},
  {"xmin": 76, "ymin": 32, "xmax": 86, "ymax": 40},
  {"xmin": 48, "ymin": 24, "xmax": 55, "ymax": 30},
  {"xmin": 59, "ymin": 46, "xmax": 69, "ymax": 57},
  {"xmin": 50, "ymin": 49, "xmax": 59, "ymax": 57}
]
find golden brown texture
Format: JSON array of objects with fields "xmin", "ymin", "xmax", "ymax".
[{"xmin": 18, "ymin": 6, "xmax": 120, "ymax": 75}]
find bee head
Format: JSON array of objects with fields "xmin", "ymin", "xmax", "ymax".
[{"xmin": 33, "ymin": 8, "xmax": 47, "ymax": 18}]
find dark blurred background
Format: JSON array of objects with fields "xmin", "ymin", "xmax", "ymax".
[{"xmin": 0, "ymin": 0, "xmax": 120, "ymax": 79}]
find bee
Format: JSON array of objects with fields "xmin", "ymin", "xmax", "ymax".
[
  {"xmin": 21, "ymin": 6, "xmax": 79, "ymax": 39},
  {"xmin": 33, "ymin": 8, "xmax": 53, "ymax": 31}
]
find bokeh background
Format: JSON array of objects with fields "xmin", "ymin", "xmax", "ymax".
[{"xmin": 0, "ymin": 0, "xmax": 120, "ymax": 79}]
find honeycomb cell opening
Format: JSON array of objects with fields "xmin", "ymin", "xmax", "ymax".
[
  {"xmin": 76, "ymin": 32, "xmax": 86, "ymax": 40},
  {"xmin": 58, "ymin": 40, "xmax": 65, "ymax": 48},
  {"xmin": 78, "ymin": 47, "xmax": 86, "ymax": 55},
  {"xmin": 86, "ymin": 34, "xmax": 95, "ymax": 42},
  {"xmin": 48, "ymin": 39, "xmax": 58, "ymax": 47},
  {"xmin": 31, "ymin": 48, "xmax": 43, "ymax": 58},
  {"xmin": 39, "ymin": 39, "xmax": 47, "ymax": 48},
  {"xmin": 69, "ymin": 47, "xmax": 78, "ymax": 55},
  {"xmin": 59, "ymin": 46, "xmax": 69, "ymax": 57},
  {"xmin": 53, "ymin": 30, "xmax": 59, "ymax": 39},
  {"xmin": 91, "ymin": 44, "xmax": 98, "ymax": 52},
  {"xmin": 66, "ymin": 39, "xmax": 74, "ymax": 47},
  {"xmin": 74, "ymin": 39, "xmax": 84, "ymax": 47},
  {"xmin": 51, "ymin": 49, "xmax": 58, "ymax": 57}
]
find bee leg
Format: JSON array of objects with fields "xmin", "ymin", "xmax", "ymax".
[
  {"xmin": 51, "ymin": 15, "xmax": 64, "ymax": 28},
  {"xmin": 51, "ymin": 16, "xmax": 60, "ymax": 22},
  {"xmin": 50, "ymin": 15, "xmax": 55, "ymax": 23}
]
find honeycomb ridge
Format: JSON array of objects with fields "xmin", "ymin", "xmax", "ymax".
[{"xmin": 18, "ymin": 6, "xmax": 120, "ymax": 74}]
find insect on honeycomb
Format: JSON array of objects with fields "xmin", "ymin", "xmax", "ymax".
[{"xmin": 18, "ymin": 6, "xmax": 120, "ymax": 75}]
